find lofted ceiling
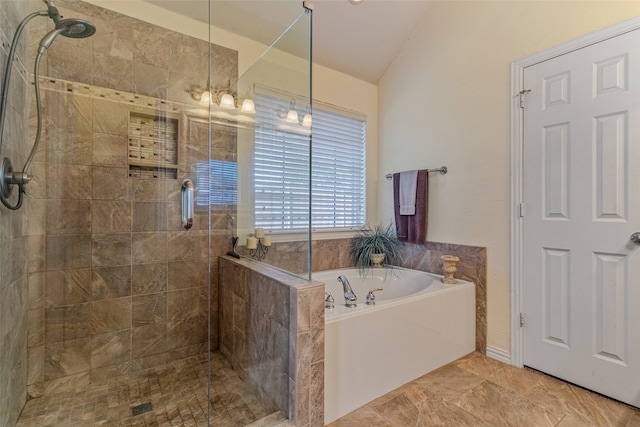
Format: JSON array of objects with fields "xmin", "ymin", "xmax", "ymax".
[{"xmin": 145, "ymin": 0, "xmax": 435, "ymax": 83}]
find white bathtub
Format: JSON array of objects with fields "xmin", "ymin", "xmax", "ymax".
[{"xmin": 315, "ymin": 267, "xmax": 476, "ymax": 424}]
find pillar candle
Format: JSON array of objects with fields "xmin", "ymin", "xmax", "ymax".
[
  {"xmin": 255, "ymin": 228, "xmax": 265, "ymax": 238},
  {"xmin": 246, "ymin": 237, "xmax": 258, "ymax": 249},
  {"xmin": 261, "ymin": 236, "xmax": 272, "ymax": 247}
]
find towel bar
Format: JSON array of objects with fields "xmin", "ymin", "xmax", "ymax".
[{"xmin": 385, "ymin": 166, "xmax": 447, "ymax": 181}]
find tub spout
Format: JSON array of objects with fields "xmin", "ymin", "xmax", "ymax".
[{"xmin": 338, "ymin": 275, "xmax": 357, "ymax": 307}]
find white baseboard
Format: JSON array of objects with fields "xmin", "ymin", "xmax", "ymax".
[{"xmin": 486, "ymin": 346, "xmax": 512, "ymax": 365}]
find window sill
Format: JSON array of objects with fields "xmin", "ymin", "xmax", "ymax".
[{"xmin": 260, "ymin": 228, "xmax": 363, "ymax": 244}]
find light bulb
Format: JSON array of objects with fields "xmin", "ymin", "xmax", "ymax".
[
  {"xmin": 302, "ymin": 114, "xmax": 312, "ymax": 127},
  {"xmin": 240, "ymin": 98, "xmax": 255, "ymax": 113},
  {"xmin": 219, "ymin": 93, "xmax": 235, "ymax": 109},
  {"xmin": 199, "ymin": 90, "xmax": 212, "ymax": 105},
  {"xmin": 286, "ymin": 109, "xmax": 299, "ymax": 123}
]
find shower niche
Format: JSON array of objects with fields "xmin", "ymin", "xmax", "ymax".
[{"xmin": 128, "ymin": 112, "xmax": 179, "ymax": 179}]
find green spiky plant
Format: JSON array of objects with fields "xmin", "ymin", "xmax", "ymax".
[{"xmin": 350, "ymin": 223, "xmax": 401, "ymax": 276}]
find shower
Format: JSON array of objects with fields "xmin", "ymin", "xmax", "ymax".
[
  {"xmin": 1, "ymin": 1, "xmax": 314, "ymax": 425},
  {"xmin": 0, "ymin": 0, "xmax": 95, "ymax": 210}
]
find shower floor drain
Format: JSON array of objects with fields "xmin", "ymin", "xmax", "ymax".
[{"xmin": 131, "ymin": 402, "xmax": 153, "ymax": 416}]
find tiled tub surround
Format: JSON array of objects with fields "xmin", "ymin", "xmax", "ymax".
[
  {"xmin": 397, "ymin": 241, "xmax": 487, "ymax": 353},
  {"xmin": 219, "ymin": 256, "xmax": 325, "ymax": 427},
  {"xmin": 0, "ymin": 1, "xmax": 31, "ymax": 425},
  {"xmin": 24, "ymin": 0, "xmax": 238, "ymax": 401},
  {"xmin": 268, "ymin": 238, "xmax": 487, "ymax": 354}
]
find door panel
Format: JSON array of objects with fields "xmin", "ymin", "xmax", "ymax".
[{"xmin": 522, "ymin": 28, "xmax": 640, "ymax": 407}]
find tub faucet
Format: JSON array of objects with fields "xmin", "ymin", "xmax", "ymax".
[
  {"xmin": 325, "ymin": 292, "xmax": 335, "ymax": 309},
  {"xmin": 338, "ymin": 275, "xmax": 357, "ymax": 307},
  {"xmin": 366, "ymin": 287, "xmax": 383, "ymax": 305}
]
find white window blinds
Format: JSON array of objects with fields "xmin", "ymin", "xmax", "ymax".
[
  {"xmin": 196, "ymin": 159, "xmax": 238, "ymax": 207},
  {"xmin": 254, "ymin": 91, "xmax": 366, "ymax": 232}
]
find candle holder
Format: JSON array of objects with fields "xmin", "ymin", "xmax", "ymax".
[
  {"xmin": 249, "ymin": 237, "xmax": 270, "ymax": 261},
  {"xmin": 246, "ymin": 229, "xmax": 271, "ymax": 261}
]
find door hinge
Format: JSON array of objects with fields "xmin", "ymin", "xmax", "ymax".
[
  {"xmin": 519, "ymin": 202, "xmax": 526, "ymax": 218},
  {"xmin": 520, "ymin": 312, "xmax": 524, "ymax": 327},
  {"xmin": 519, "ymin": 89, "xmax": 531, "ymax": 108}
]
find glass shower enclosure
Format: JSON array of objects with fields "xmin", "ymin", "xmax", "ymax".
[{"xmin": 0, "ymin": 0, "xmax": 312, "ymax": 425}]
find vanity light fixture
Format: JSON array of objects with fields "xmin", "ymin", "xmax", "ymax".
[{"xmin": 189, "ymin": 78, "xmax": 254, "ymax": 113}]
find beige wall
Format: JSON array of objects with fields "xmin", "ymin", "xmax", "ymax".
[{"xmin": 378, "ymin": 1, "xmax": 640, "ymax": 352}]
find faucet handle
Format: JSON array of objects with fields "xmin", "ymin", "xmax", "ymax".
[
  {"xmin": 325, "ymin": 292, "xmax": 335, "ymax": 309},
  {"xmin": 366, "ymin": 287, "xmax": 383, "ymax": 305}
]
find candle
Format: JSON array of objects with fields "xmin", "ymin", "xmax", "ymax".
[
  {"xmin": 246, "ymin": 237, "xmax": 258, "ymax": 249},
  {"xmin": 262, "ymin": 236, "xmax": 271, "ymax": 247},
  {"xmin": 255, "ymin": 228, "xmax": 265, "ymax": 238}
]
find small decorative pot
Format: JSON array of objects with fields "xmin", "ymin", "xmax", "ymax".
[
  {"xmin": 440, "ymin": 255, "xmax": 460, "ymax": 284},
  {"xmin": 370, "ymin": 253, "xmax": 386, "ymax": 268}
]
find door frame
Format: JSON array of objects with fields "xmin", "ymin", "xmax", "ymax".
[{"xmin": 510, "ymin": 16, "xmax": 640, "ymax": 368}]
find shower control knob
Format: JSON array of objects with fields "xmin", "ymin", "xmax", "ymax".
[{"xmin": 630, "ymin": 232, "xmax": 640, "ymax": 244}]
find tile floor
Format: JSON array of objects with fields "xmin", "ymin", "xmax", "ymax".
[
  {"xmin": 328, "ymin": 352, "xmax": 640, "ymax": 427},
  {"xmin": 16, "ymin": 350, "xmax": 640, "ymax": 426},
  {"xmin": 17, "ymin": 352, "xmax": 286, "ymax": 427}
]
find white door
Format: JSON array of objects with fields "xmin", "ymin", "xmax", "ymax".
[{"xmin": 522, "ymin": 28, "xmax": 640, "ymax": 407}]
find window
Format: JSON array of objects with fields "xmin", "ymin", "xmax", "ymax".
[
  {"xmin": 254, "ymin": 90, "xmax": 366, "ymax": 232},
  {"xmin": 196, "ymin": 159, "xmax": 238, "ymax": 207}
]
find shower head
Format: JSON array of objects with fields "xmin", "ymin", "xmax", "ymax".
[
  {"xmin": 38, "ymin": 18, "xmax": 96, "ymax": 51},
  {"xmin": 55, "ymin": 18, "xmax": 96, "ymax": 39}
]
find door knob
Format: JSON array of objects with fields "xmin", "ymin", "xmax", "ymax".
[{"xmin": 630, "ymin": 232, "xmax": 640, "ymax": 244}]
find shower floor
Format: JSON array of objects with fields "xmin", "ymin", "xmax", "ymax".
[{"xmin": 16, "ymin": 352, "xmax": 287, "ymax": 427}]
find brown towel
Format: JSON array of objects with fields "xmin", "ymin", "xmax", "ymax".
[{"xmin": 393, "ymin": 169, "xmax": 428, "ymax": 244}]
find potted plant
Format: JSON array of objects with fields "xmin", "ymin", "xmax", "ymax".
[{"xmin": 350, "ymin": 223, "xmax": 401, "ymax": 274}]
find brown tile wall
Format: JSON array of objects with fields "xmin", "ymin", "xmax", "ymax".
[
  {"xmin": 25, "ymin": 2, "xmax": 237, "ymax": 398},
  {"xmin": 219, "ymin": 256, "xmax": 325, "ymax": 427},
  {"xmin": 0, "ymin": 1, "xmax": 31, "ymax": 425}
]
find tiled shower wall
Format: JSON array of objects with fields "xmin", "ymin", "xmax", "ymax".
[
  {"xmin": 0, "ymin": 1, "xmax": 31, "ymax": 425},
  {"xmin": 25, "ymin": 1, "xmax": 237, "ymax": 397}
]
